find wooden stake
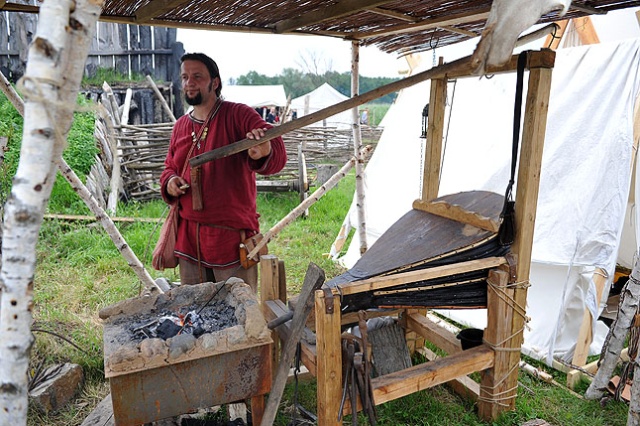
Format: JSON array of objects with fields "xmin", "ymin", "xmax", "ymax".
[{"xmin": 145, "ymin": 74, "xmax": 176, "ymax": 122}]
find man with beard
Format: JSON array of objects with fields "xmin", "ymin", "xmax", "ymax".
[{"xmin": 159, "ymin": 53, "xmax": 287, "ymax": 290}]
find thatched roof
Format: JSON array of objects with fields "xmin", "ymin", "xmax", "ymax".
[{"xmin": 3, "ymin": 1, "xmax": 640, "ymax": 56}]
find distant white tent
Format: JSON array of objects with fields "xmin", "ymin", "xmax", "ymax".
[
  {"xmin": 333, "ymin": 38, "xmax": 640, "ymax": 365},
  {"xmin": 290, "ymin": 82, "xmax": 352, "ymax": 129},
  {"xmin": 223, "ymin": 84, "xmax": 287, "ymax": 108}
]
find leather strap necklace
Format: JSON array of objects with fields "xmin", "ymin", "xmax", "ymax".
[{"xmin": 190, "ymin": 97, "xmax": 223, "ymax": 150}]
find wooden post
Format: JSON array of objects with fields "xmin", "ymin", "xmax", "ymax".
[
  {"xmin": 478, "ymin": 269, "xmax": 513, "ymax": 420},
  {"xmin": 502, "ymin": 51, "xmax": 555, "ymax": 411},
  {"xmin": 420, "ymin": 57, "xmax": 447, "ymax": 202},
  {"xmin": 260, "ymin": 254, "xmax": 281, "ymax": 381},
  {"xmin": 316, "ymin": 288, "xmax": 342, "ymax": 426}
]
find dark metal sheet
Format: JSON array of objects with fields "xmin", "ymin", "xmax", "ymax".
[{"xmin": 331, "ymin": 191, "xmax": 504, "ymax": 286}]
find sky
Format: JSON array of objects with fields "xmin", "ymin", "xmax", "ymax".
[
  {"xmin": 176, "ymin": 7, "xmax": 640, "ymax": 83},
  {"xmin": 176, "ymin": 31, "xmax": 407, "ymax": 81}
]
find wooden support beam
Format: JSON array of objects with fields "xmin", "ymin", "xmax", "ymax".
[
  {"xmin": 421, "ymin": 59, "xmax": 446, "ymax": 201},
  {"xmin": 417, "ymin": 346, "xmax": 480, "ymax": 402},
  {"xmin": 260, "ymin": 254, "xmax": 282, "ymax": 381},
  {"xmin": 135, "ymin": 0, "xmax": 191, "ymax": 23},
  {"xmin": 478, "ymin": 269, "xmax": 514, "ymax": 420},
  {"xmin": 438, "ymin": 25, "xmax": 478, "ymax": 38},
  {"xmin": 574, "ymin": 16, "xmax": 600, "ymax": 45},
  {"xmin": 412, "ymin": 198, "xmax": 500, "ymax": 232},
  {"xmin": 502, "ymin": 52, "xmax": 555, "ymax": 411},
  {"xmin": 405, "ymin": 312, "xmax": 461, "ymax": 355},
  {"xmin": 275, "ymin": 0, "xmax": 392, "ymax": 33},
  {"xmin": 369, "ymin": 7, "xmax": 419, "ymax": 22},
  {"xmin": 315, "ymin": 288, "xmax": 343, "ymax": 426},
  {"xmin": 370, "ymin": 345, "xmax": 494, "ymax": 405},
  {"xmin": 349, "ymin": 8, "xmax": 490, "ymax": 40},
  {"xmin": 338, "ymin": 257, "xmax": 507, "ymax": 296},
  {"xmin": 544, "ymin": 20, "xmax": 569, "ymax": 50}
]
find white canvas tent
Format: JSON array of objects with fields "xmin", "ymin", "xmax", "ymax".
[
  {"xmin": 290, "ymin": 82, "xmax": 352, "ymax": 129},
  {"xmin": 333, "ymin": 38, "xmax": 640, "ymax": 365},
  {"xmin": 223, "ymin": 84, "xmax": 287, "ymax": 108}
]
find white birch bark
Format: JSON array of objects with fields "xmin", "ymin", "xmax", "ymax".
[
  {"xmin": 585, "ymin": 256, "xmax": 640, "ymax": 400},
  {"xmin": 351, "ymin": 40, "xmax": 367, "ymax": 255},
  {"xmin": 0, "ymin": 1, "xmax": 102, "ymax": 423}
]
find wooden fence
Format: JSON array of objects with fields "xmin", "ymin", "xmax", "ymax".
[{"xmin": 1, "ymin": 6, "xmax": 185, "ymax": 120}]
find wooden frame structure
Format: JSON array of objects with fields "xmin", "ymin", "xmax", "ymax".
[{"xmin": 263, "ymin": 48, "xmax": 554, "ymax": 424}]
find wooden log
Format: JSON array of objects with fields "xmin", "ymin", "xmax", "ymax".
[
  {"xmin": 260, "ymin": 254, "xmax": 281, "ymax": 380},
  {"xmin": 570, "ymin": 267, "xmax": 607, "ymax": 378},
  {"xmin": 260, "ymin": 263, "xmax": 325, "ymax": 426},
  {"xmin": 351, "ymin": 40, "xmax": 368, "ymax": 255},
  {"xmin": 80, "ymin": 393, "xmax": 115, "ymax": 426},
  {"xmin": 586, "ymin": 262, "xmax": 640, "ymax": 399}
]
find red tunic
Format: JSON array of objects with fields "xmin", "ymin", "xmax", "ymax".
[{"xmin": 160, "ymin": 101, "xmax": 287, "ymax": 268}]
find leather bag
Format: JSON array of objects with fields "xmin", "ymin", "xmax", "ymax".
[{"xmin": 152, "ymin": 203, "xmax": 180, "ymax": 270}]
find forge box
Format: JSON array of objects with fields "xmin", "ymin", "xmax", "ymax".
[{"xmin": 99, "ymin": 278, "xmax": 272, "ymax": 425}]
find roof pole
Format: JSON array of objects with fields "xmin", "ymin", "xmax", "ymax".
[{"xmin": 351, "ymin": 40, "xmax": 368, "ymax": 255}]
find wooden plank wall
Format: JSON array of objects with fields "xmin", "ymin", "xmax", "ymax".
[{"xmin": 0, "ymin": 10, "xmax": 182, "ymax": 87}]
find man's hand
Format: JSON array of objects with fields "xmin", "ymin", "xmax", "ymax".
[
  {"xmin": 167, "ymin": 176, "xmax": 189, "ymax": 197},
  {"xmin": 246, "ymin": 128, "xmax": 272, "ymax": 160}
]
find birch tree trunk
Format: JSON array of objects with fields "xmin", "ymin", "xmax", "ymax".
[
  {"xmin": 585, "ymin": 256, "xmax": 640, "ymax": 400},
  {"xmin": 351, "ymin": 40, "xmax": 367, "ymax": 255},
  {"xmin": 0, "ymin": 1, "xmax": 102, "ymax": 423}
]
